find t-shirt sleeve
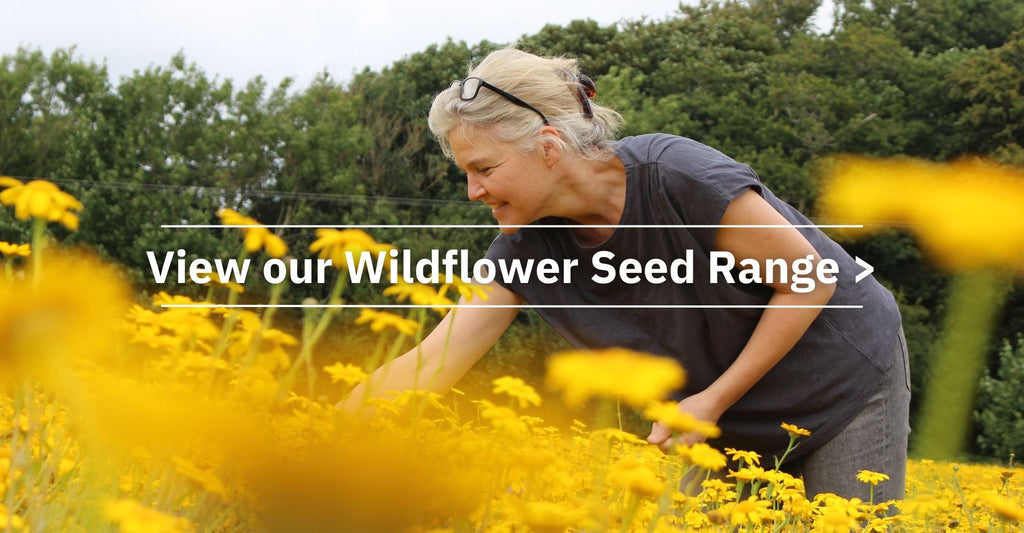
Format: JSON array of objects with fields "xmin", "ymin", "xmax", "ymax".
[
  {"xmin": 482, "ymin": 234, "xmax": 517, "ymax": 293},
  {"xmin": 651, "ymin": 137, "xmax": 765, "ymax": 252}
]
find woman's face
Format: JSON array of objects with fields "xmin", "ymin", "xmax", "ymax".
[{"xmin": 449, "ymin": 126, "xmax": 556, "ymax": 233}]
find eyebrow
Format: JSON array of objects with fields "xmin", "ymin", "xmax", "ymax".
[{"xmin": 461, "ymin": 157, "xmax": 492, "ymax": 171}]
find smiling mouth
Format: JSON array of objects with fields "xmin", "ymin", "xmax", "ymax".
[{"xmin": 488, "ymin": 202, "xmax": 508, "ymax": 215}]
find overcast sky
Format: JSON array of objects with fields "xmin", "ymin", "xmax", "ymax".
[{"xmin": 2, "ymin": 0, "xmax": 704, "ymax": 89}]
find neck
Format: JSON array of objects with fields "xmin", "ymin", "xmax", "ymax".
[{"xmin": 555, "ymin": 155, "xmax": 627, "ymax": 245}]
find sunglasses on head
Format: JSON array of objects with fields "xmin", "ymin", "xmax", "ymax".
[
  {"xmin": 452, "ymin": 74, "xmax": 597, "ymax": 124},
  {"xmin": 453, "ymin": 77, "xmax": 549, "ymax": 125}
]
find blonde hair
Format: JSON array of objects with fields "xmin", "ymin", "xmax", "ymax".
[{"xmin": 428, "ymin": 48, "xmax": 624, "ymax": 161}]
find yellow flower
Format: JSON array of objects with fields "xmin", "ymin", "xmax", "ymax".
[
  {"xmin": 545, "ymin": 348, "xmax": 685, "ymax": 408},
  {"xmin": 0, "ymin": 241, "xmax": 30, "ymax": 258},
  {"xmin": 0, "ymin": 177, "xmax": 83, "ymax": 230},
  {"xmin": 812, "ymin": 505, "xmax": 861, "ymax": 532},
  {"xmin": 680, "ymin": 442, "xmax": 727, "ymax": 471},
  {"xmin": 607, "ymin": 457, "xmax": 665, "ymax": 497},
  {"xmin": 979, "ymin": 491, "xmax": 1024, "ymax": 523},
  {"xmin": 308, "ymin": 228, "xmax": 395, "ymax": 268},
  {"xmin": 1, "ymin": 251, "xmax": 131, "ymax": 387},
  {"xmin": 699, "ymin": 478, "xmax": 737, "ymax": 504},
  {"xmin": 492, "ymin": 376, "xmax": 542, "ymax": 409},
  {"xmin": 725, "ymin": 447, "xmax": 762, "ymax": 467},
  {"xmin": 505, "ymin": 498, "xmax": 591, "ymax": 533},
  {"xmin": 323, "ymin": 362, "xmax": 368, "ymax": 386},
  {"xmin": 728, "ymin": 496, "xmax": 770, "ymax": 527},
  {"xmin": 819, "ymin": 155, "xmax": 1024, "ymax": 271},
  {"xmin": 228, "ymin": 326, "xmax": 298, "ymax": 371},
  {"xmin": 898, "ymin": 494, "xmax": 943, "ymax": 518},
  {"xmin": 856, "ymin": 470, "xmax": 890, "ymax": 486},
  {"xmin": 475, "ymin": 399, "xmax": 528, "ymax": 436},
  {"xmin": 353, "ymin": 308, "xmax": 420, "ymax": 336},
  {"xmin": 642, "ymin": 401, "xmax": 721, "ymax": 438},
  {"xmin": 440, "ymin": 274, "xmax": 491, "ymax": 301},
  {"xmin": 383, "ymin": 282, "xmax": 454, "ymax": 316},
  {"xmin": 781, "ymin": 422, "xmax": 811, "ymax": 437},
  {"xmin": 207, "ymin": 272, "xmax": 244, "ymax": 293},
  {"xmin": 217, "ymin": 208, "xmax": 287, "ymax": 258},
  {"xmin": 730, "ymin": 465, "xmax": 769, "ymax": 483},
  {"xmin": 103, "ymin": 498, "xmax": 192, "ymax": 533},
  {"xmin": 171, "ymin": 456, "xmax": 227, "ymax": 498}
]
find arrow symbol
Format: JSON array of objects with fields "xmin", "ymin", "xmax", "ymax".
[{"xmin": 854, "ymin": 256, "xmax": 874, "ymax": 283}]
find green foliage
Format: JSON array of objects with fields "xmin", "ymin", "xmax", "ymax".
[{"xmin": 975, "ymin": 335, "xmax": 1024, "ymax": 461}]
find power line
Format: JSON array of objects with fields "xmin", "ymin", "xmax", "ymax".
[
  {"xmin": 5, "ymin": 173, "xmax": 916, "ymax": 228},
  {"xmin": 8, "ymin": 174, "xmax": 480, "ymax": 210}
]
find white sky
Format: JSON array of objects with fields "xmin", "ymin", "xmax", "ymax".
[
  {"xmin": 4, "ymin": 1, "xmax": 836, "ymax": 89},
  {"xmin": 2, "ymin": 0, "xmax": 694, "ymax": 89}
]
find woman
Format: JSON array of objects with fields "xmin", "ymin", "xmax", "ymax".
[{"xmin": 343, "ymin": 48, "xmax": 910, "ymax": 502}]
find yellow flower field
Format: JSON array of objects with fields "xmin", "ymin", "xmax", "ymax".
[{"xmin": 2, "ymin": 178, "xmax": 1023, "ymax": 532}]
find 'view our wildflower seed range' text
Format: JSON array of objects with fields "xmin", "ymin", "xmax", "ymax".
[{"xmin": 147, "ymin": 247, "xmax": 848, "ymax": 294}]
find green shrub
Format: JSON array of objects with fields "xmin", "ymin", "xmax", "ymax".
[{"xmin": 975, "ymin": 334, "xmax": 1024, "ymax": 461}]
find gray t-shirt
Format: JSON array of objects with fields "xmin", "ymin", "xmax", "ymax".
[{"xmin": 484, "ymin": 133, "xmax": 901, "ymax": 462}]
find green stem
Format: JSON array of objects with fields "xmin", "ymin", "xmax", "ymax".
[
  {"xmin": 950, "ymin": 466, "xmax": 976, "ymax": 531},
  {"xmin": 279, "ymin": 271, "xmax": 347, "ymax": 398},
  {"xmin": 242, "ymin": 280, "xmax": 287, "ymax": 368},
  {"xmin": 775, "ymin": 435, "xmax": 799, "ymax": 469},
  {"xmin": 619, "ymin": 492, "xmax": 642, "ymax": 533},
  {"xmin": 31, "ymin": 217, "xmax": 46, "ymax": 287},
  {"xmin": 913, "ymin": 270, "xmax": 1009, "ymax": 459},
  {"xmin": 210, "ymin": 249, "xmax": 250, "ymax": 360},
  {"xmin": 426, "ymin": 308, "xmax": 458, "ymax": 393}
]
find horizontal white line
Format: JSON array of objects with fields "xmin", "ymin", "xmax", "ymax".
[
  {"xmin": 162, "ymin": 224, "xmax": 863, "ymax": 229},
  {"xmin": 160, "ymin": 304, "xmax": 863, "ymax": 309}
]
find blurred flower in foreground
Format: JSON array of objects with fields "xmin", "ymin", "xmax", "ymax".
[
  {"xmin": 607, "ymin": 457, "xmax": 665, "ymax": 497},
  {"xmin": 546, "ymin": 348, "xmax": 685, "ymax": 408},
  {"xmin": 680, "ymin": 442, "xmax": 728, "ymax": 471},
  {"xmin": 643, "ymin": 401, "xmax": 721, "ymax": 438},
  {"xmin": 103, "ymin": 498, "xmax": 192, "ymax": 533},
  {"xmin": 979, "ymin": 491, "xmax": 1024, "ymax": 523},
  {"xmin": 504, "ymin": 498, "xmax": 593, "ymax": 533},
  {"xmin": 818, "ymin": 155, "xmax": 1024, "ymax": 271},
  {"xmin": 820, "ymin": 155, "xmax": 1024, "ymax": 460},
  {"xmin": 0, "ymin": 251, "xmax": 130, "ymax": 388},
  {"xmin": 0, "ymin": 177, "xmax": 83, "ymax": 230},
  {"xmin": 217, "ymin": 208, "xmax": 287, "ymax": 258},
  {"xmin": 235, "ymin": 433, "xmax": 483, "ymax": 532}
]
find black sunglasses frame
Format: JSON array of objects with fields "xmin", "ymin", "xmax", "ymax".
[{"xmin": 454, "ymin": 77, "xmax": 550, "ymax": 125}]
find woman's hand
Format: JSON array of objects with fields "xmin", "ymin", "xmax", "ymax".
[
  {"xmin": 646, "ymin": 189, "xmax": 838, "ymax": 454},
  {"xmin": 646, "ymin": 390, "xmax": 725, "ymax": 453}
]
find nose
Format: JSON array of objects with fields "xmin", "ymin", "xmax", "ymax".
[{"xmin": 466, "ymin": 173, "xmax": 486, "ymax": 201}]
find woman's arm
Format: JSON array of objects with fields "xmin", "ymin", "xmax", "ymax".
[
  {"xmin": 339, "ymin": 281, "xmax": 522, "ymax": 413},
  {"xmin": 648, "ymin": 188, "xmax": 837, "ymax": 450}
]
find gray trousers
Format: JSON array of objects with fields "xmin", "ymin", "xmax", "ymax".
[
  {"xmin": 789, "ymin": 327, "xmax": 912, "ymax": 504},
  {"xmin": 680, "ymin": 328, "xmax": 912, "ymax": 504}
]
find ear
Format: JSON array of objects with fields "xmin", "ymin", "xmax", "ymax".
[{"xmin": 538, "ymin": 125, "xmax": 562, "ymax": 168}]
